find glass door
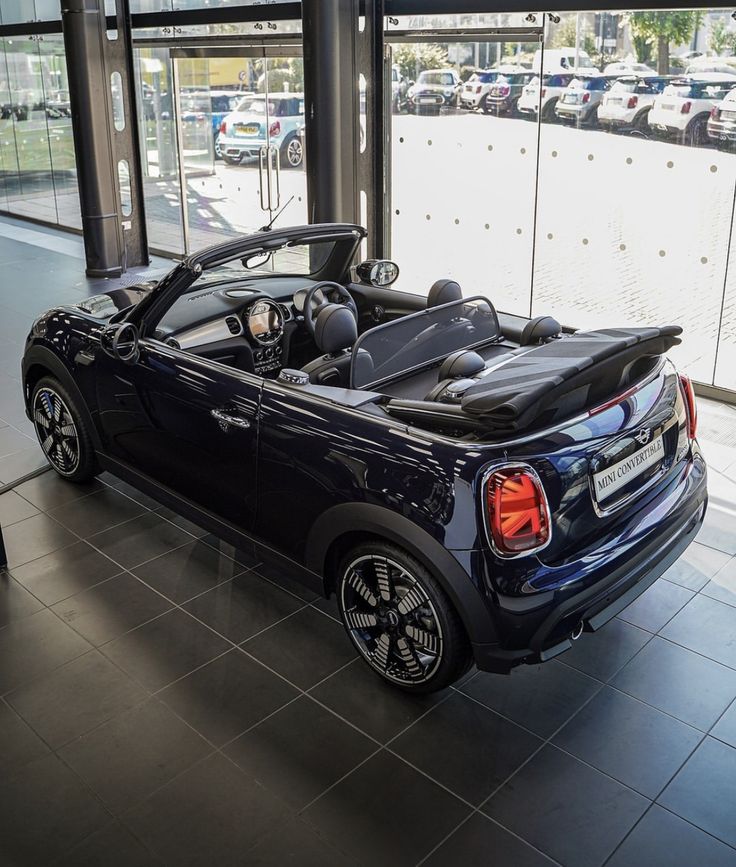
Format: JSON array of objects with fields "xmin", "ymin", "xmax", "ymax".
[{"xmin": 170, "ymin": 46, "xmax": 306, "ymax": 253}]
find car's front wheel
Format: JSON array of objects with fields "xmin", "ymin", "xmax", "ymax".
[
  {"xmin": 31, "ymin": 377, "xmax": 98, "ymax": 482},
  {"xmin": 336, "ymin": 542, "xmax": 472, "ymax": 693}
]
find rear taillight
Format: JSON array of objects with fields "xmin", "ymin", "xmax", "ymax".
[
  {"xmin": 219, "ymin": 120, "xmax": 226, "ymax": 134},
  {"xmin": 711, "ymin": 106, "xmax": 720, "ymax": 119},
  {"xmin": 679, "ymin": 373, "xmax": 698, "ymax": 440},
  {"xmin": 582, "ymin": 92, "xmax": 591, "ymax": 104},
  {"xmin": 475, "ymin": 85, "xmax": 482, "ymax": 94},
  {"xmin": 485, "ymin": 466, "xmax": 551, "ymax": 557},
  {"xmin": 269, "ymin": 120, "xmax": 281, "ymax": 137},
  {"xmin": 681, "ymin": 101, "xmax": 692, "ymax": 114},
  {"xmin": 541, "ymin": 87, "xmax": 547, "ymax": 97},
  {"xmin": 627, "ymin": 95, "xmax": 638, "ymax": 109}
]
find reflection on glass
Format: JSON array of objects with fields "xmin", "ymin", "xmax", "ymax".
[
  {"xmin": 118, "ymin": 159, "xmax": 131, "ymax": 216},
  {"xmin": 111, "ymin": 71, "xmax": 125, "ymax": 131}
]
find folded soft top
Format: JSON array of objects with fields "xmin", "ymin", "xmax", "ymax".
[{"xmin": 460, "ymin": 325, "xmax": 682, "ymax": 432}]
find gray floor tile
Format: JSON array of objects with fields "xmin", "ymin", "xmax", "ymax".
[
  {"xmin": 0, "ymin": 698, "xmax": 50, "ymax": 777},
  {"xmin": 0, "ymin": 512, "xmax": 77, "ymax": 568},
  {"xmin": 701, "ymin": 555, "xmax": 736, "ymax": 608},
  {"xmin": 0, "ymin": 572, "xmax": 44, "ymax": 628},
  {"xmin": 13, "ymin": 470, "xmax": 103, "ymax": 511},
  {"xmin": 54, "ymin": 821, "xmax": 163, "ymax": 867},
  {"xmin": 661, "ymin": 594, "xmax": 736, "ymax": 669},
  {"xmin": 561, "ymin": 617, "xmax": 652, "ymax": 681},
  {"xmin": 0, "ymin": 488, "xmax": 39, "ymax": 526},
  {"xmin": 618, "ymin": 577, "xmax": 694, "ymax": 633},
  {"xmin": 662, "ymin": 541, "xmax": 731, "ymax": 591},
  {"xmin": 89, "ymin": 512, "xmax": 194, "ymax": 569},
  {"xmin": 48, "ymin": 487, "xmax": 148, "ymax": 537},
  {"xmin": 712, "ymin": 698, "xmax": 736, "ymax": 748}
]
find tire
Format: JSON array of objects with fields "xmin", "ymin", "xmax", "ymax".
[
  {"xmin": 281, "ymin": 133, "xmax": 303, "ymax": 169},
  {"xmin": 684, "ymin": 115, "xmax": 708, "ymax": 147},
  {"xmin": 480, "ymin": 94, "xmax": 490, "ymax": 114},
  {"xmin": 31, "ymin": 377, "xmax": 98, "ymax": 483},
  {"xmin": 541, "ymin": 99, "xmax": 558, "ymax": 123},
  {"xmin": 214, "ymin": 132, "xmax": 223, "ymax": 160},
  {"xmin": 222, "ymin": 153, "xmax": 242, "ymax": 166},
  {"xmin": 336, "ymin": 541, "xmax": 472, "ymax": 693}
]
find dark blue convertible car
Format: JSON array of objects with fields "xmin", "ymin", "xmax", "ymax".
[{"xmin": 22, "ymin": 224, "xmax": 707, "ymax": 692}]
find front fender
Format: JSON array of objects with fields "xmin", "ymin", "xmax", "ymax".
[{"xmin": 305, "ymin": 502, "xmax": 497, "ymax": 646}]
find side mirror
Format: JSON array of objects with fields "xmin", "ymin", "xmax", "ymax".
[
  {"xmin": 355, "ymin": 259, "xmax": 400, "ymax": 288},
  {"xmin": 101, "ymin": 322, "xmax": 140, "ymax": 365},
  {"xmin": 241, "ymin": 250, "xmax": 273, "ymax": 269}
]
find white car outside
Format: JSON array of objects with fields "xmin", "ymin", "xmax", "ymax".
[
  {"xmin": 604, "ymin": 61, "xmax": 657, "ymax": 76},
  {"xmin": 649, "ymin": 74, "xmax": 736, "ymax": 144},
  {"xmin": 598, "ymin": 75, "xmax": 672, "ymax": 131},
  {"xmin": 460, "ymin": 65, "xmax": 521, "ymax": 111},
  {"xmin": 532, "ymin": 47, "xmax": 598, "ymax": 74},
  {"xmin": 518, "ymin": 72, "xmax": 574, "ymax": 120}
]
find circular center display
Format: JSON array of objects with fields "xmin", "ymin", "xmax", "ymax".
[{"xmin": 247, "ymin": 300, "xmax": 283, "ymax": 346}]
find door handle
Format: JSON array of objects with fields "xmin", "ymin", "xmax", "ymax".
[
  {"xmin": 211, "ymin": 408, "xmax": 251, "ymax": 430},
  {"xmin": 258, "ymin": 146, "xmax": 269, "ymax": 211},
  {"xmin": 270, "ymin": 144, "xmax": 281, "ymax": 210}
]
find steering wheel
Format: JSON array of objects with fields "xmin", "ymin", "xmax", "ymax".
[{"xmin": 303, "ymin": 281, "xmax": 358, "ymax": 337}]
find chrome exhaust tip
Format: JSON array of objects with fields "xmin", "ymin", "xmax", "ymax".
[{"xmin": 571, "ymin": 621, "xmax": 584, "ymax": 641}]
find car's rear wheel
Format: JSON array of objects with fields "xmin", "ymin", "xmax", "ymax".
[
  {"xmin": 214, "ymin": 132, "xmax": 223, "ymax": 160},
  {"xmin": 31, "ymin": 377, "xmax": 98, "ymax": 482},
  {"xmin": 281, "ymin": 133, "xmax": 303, "ymax": 169},
  {"xmin": 684, "ymin": 115, "xmax": 708, "ymax": 147},
  {"xmin": 336, "ymin": 542, "xmax": 472, "ymax": 693}
]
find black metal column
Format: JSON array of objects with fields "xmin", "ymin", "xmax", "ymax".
[
  {"xmin": 61, "ymin": 0, "xmax": 148, "ymax": 276},
  {"xmin": 302, "ymin": 0, "xmax": 360, "ymax": 225}
]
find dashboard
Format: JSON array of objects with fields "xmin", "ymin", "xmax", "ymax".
[{"xmin": 155, "ymin": 276, "xmax": 311, "ymax": 376}]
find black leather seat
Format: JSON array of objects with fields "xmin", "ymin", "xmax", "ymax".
[{"xmin": 301, "ymin": 304, "xmax": 358, "ymax": 387}]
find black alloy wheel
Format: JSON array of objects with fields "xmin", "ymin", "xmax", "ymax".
[
  {"xmin": 31, "ymin": 377, "xmax": 97, "ymax": 482},
  {"xmin": 337, "ymin": 543, "xmax": 471, "ymax": 693}
]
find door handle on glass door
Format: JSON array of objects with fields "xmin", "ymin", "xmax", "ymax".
[{"xmin": 211, "ymin": 408, "xmax": 251, "ymax": 430}]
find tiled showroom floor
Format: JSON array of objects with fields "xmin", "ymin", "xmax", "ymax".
[{"xmin": 1, "ymin": 217, "xmax": 736, "ymax": 866}]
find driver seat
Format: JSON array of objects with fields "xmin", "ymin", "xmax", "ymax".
[{"xmin": 302, "ymin": 304, "xmax": 358, "ymax": 387}]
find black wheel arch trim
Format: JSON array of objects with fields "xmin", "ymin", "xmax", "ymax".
[
  {"xmin": 305, "ymin": 502, "xmax": 498, "ymax": 646},
  {"xmin": 22, "ymin": 345, "xmax": 103, "ymax": 452}
]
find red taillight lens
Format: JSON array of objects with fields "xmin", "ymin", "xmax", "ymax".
[
  {"xmin": 679, "ymin": 373, "xmax": 698, "ymax": 440},
  {"xmin": 485, "ymin": 467, "xmax": 551, "ymax": 556},
  {"xmin": 541, "ymin": 87, "xmax": 547, "ymax": 97},
  {"xmin": 269, "ymin": 120, "xmax": 281, "ymax": 137},
  {"xmin": 681, "ymin": 101, "xmax": 692, "ymax": 114},
  {"xmin": 475, "ymin": 85, "xmax": 482, "ymax": 94},
  {"xmin": 627, "ymin": 95, "xmax": 638, "ymax": 109},
  {"xmin": 582, "ymin": 92, "xmax": 591, "ymax": 104},
  {"xmin": 711, "ymin": 106, "xmax": 720, "ymax": 119},
  {"xmin": 219, "ymin": 120, "xmax": 226, "ymax": 133}
]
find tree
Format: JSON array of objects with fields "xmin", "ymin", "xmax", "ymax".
[
  {"xmin": 709, "ymin": 18, "xmax": 736, "ymax": 57},
  {"xmin": 627, "ymin": 11, "xmax": 704, "ymax": 74},
  {"xmin": 393, "ymin": 43, "xmax": 450, "ymax": 83}
]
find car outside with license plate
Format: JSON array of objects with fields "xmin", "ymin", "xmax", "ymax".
[
  {"xmin": 484, "ymin": 70, "xmax": 537, "ymax": 116},
  {"xmin": 460, "ymin": 69, "xmax": 500, "ymax": 111},
  {"xmin": 598, "ymin": 75, "xmax": 672, "ymax": 133},
  {"xmin": 407, "ymin": 69, "xmax": 461, "ymax": 114},
  {"xmin": 649, "ymin": 74, "xmax": 736, "ymax": 146},
  {"xmin": 21, "ymin": 224, "xmax": 706, "ymax": 693},
  {"xmin": 555, "ymin": 74, "xmax": 617, "ymax": 127},
  {"xmin": 518, "ymin": 73, "xmax": 574, "ymax": 122},
  {"xmin": 707, "ymin": 86, "xmax": 736, "ymax": 147},
  {"xmin": 218, "ymin": 93, "xmax": 304, "ymax": 168}
]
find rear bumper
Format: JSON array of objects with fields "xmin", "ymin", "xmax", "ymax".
[
  {"xmin": 708, "ymin": 119, "xmax": 736, "ymax": 142},
  {"xmin": 471, "ymin": 449, "xmax": 707, "ymax": 673}
]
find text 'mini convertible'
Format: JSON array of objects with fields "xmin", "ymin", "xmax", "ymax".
[{"xmin": 22, "ymin": 225, "xmax": 706, "ymax": 692}]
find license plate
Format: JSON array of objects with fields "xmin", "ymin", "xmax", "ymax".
[
  {"xmin": 418, "ymin": 97, "xmax": 437, "ymax": 104},
  {"xmin": 608, "ymin": 97, "xmax": 622, "ymax": 105},
  {"xmin": 234, "ymin": 123, "xmax": 259, "ymax": 136},
  {"xmin": 564, "ymin": 94, "xmax": 580, "ymax": 104},
  {"xmin": 661, "ymin": 103, "xmax": 675, "ymax": 111},
  {"xmin": 592, "ymin": 435, "xmax": 665, "ymax": 503}
]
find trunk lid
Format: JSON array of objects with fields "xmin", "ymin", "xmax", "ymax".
[{"xmin": 504, "ymin": 363, "xmax": 689, "ymax": 564}]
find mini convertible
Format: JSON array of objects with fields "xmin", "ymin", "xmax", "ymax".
[{"xmin": 22, "ymin": 224, "xmax": 707, "ymax": 692}]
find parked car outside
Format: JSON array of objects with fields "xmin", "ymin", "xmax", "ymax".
[
  {"xmin": 218, "ymin": 93, "xmax": 304, "ymax": 168},
  {"xmin": 407, "ymin": 69, "xmax": 462, "ymax": 114},
  {"xmin": 555, "ymin": 74, "xmax": 616, "ymax": 127},
  {"xmin": 604, "ymin": 61, "xmax": 657, "ymax": 76},
  {"xmin": 598, "ymin": 75, "xmax": 673, "ymax": 133},
  {"xmin": 518, "ymin": 73, "xmax": 574, "ymax": 121},
  {"xmin": 460, "ymin": 69, "xmax": 499, "ymax": 110},
  {"xmin": 484, "ymin": 69, "xmax": 537, "ymax": 116},
  {"xmin": 532, "ymin": 47, "xmax": 598, "ymax": 74},
  {"xmin": 180, "ymin": 90, "xmax": 246, "ymax": 160},
  {"xmin": 707, "ymin": 85, "xmax": 736, "ymax": 147},
  {"xmin": 649, "ymin": 74, "xmax": 736, "ymax": 146}
]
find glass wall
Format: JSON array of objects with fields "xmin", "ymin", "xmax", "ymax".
[
  {"xmin": 0, "ymin": 33, "xmax": 81, "ymax": 229},
  {"xmin": 389, "ymin": 7, "xmax": 736, "ymax": 393}
]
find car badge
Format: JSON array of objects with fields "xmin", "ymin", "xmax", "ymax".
[{"xmin": 634, "ymin": 429, "xmax": 652, "ymax": 445}]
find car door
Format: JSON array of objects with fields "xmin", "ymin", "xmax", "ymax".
[{"xmin": 94, "ymin": 338, "xmax": 261, "ymax": 531}]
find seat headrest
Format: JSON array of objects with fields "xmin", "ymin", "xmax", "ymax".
[
  {"xmin": 315, "ymin": 303, "xmax": 357, "ymax": 354},
  {"xmin": 520, "ymin": 315, "xmax": 562, "ymax": 346},
  {"xmin": 428, "ymin": 278, "xmax": 462, "ymax": 308}
]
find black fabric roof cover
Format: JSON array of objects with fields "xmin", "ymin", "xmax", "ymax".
[{"xmin": 460, "ymin": 325, "xmax": 682, "ymax": 432}]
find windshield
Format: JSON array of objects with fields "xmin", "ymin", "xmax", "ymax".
[
  {"xmin": 418, "ymin": 72, "xmax": 455, "ymax": 86},
  {"xmin": 352, "ymin": 297, "xmax": 501, "ymax": 389},
  {"xmin": 227, "ymin": 239, "xmax": 336, "ymax": 277}
]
